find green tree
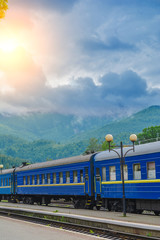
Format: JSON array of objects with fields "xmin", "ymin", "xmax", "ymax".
[
  {"xmin": 0, "ymin": 0, "xmax": 8, "ymax": 19},
  {"xmin": 100, "ymin": 140, "xmax": 115, "ymax": 151},
  {"xmin": 84, "ymin": 138, "xmax": 115, "ymax": 154},
  {"xmin": 137, "ymin": 125, "xmax": 160, "ymax": 143},
  {"xmin": 84, "ymin": 138, "xmax": 101, "ymax": 154}
]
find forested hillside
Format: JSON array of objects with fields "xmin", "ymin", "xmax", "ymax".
[
  {"xmin": 0, "ymin": 113, "xmax": 111, "ymax": 142},
  {"xmin": 0, "ymin": 105, "xmax": 160, "ymax": 169},
  {"xmin": 70, "ymin": 105, "xmax": 160, "ymax": 144},
  {"xmin": 0, "ymin": 135, "xmax": 88, "ymax": 166}
]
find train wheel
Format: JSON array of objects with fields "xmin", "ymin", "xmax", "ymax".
[
  {"xmin": 73, "ymin": 199, "xmax": 86, "ymax": 209},
  {"xmin": 37, "ymin": 200, "xmax": 42, "ymax": 205},
  {"xmin": 96, "ymin": 206, "xmax": 101, "ymax": 210},
  {"xmin": 87, "ymin": 205, "xmax": 94, "ymax": 210},
  {"xmin": 136, "ymin": 210, "xmax": 143, "ymax": 214},
  {"xmin": 74, "ymin": 200, "xmax": 81, "ymax": 209},
  {"xmin": 154, "ymin": 211, "xmax": 160, "ymax": 216}
]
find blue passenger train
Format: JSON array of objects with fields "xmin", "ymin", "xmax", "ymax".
[{"xmin": 0, "ymin": 141, "xmax": 160, "ymax": 215}]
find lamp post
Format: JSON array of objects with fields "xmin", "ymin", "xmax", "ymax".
[
  {"xmin": 105, "ymin": 134, "xmax": 137, "ymax": 217},
  {"xmin": 0, "ymin": 164, "xmax": 3, "ymax": 174}
]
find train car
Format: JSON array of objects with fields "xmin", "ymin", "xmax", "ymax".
[
  {"xmin": 94, "ymin": 141, "xmax": 160, "ymax": 215},
  {"xmin": 0, "ymin": 169, "xmax": 13, "ymax": 201},
  {"xmin": 9, "ymin": 154, "xmax": 95, "ymax": 208}
]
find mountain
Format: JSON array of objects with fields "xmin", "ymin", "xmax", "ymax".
[
  {"xmin": 0, "ymin": 105, "xmax": 160, "ymax": 167},
  {"xmin": 70, "ymin": 105, "xmax": 160, "ymax": 144},
  {"xmin": 0, "ymin": 113, "xmax": 112, "ymax": 143},
  {"xmin": 0, "ymin": 135, "xmax": 89, "ymax": 166}
]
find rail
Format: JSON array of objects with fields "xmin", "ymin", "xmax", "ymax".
[{"xmin": 0, "ymin": 206, "xmax": 159, "ymax": 240}]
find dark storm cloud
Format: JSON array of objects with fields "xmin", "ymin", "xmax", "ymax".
[
  {"xmin": 1, "ymin": 69, "xmax": 160, "ymax": 116},
  {"xmin": 99, "ymin": 71, "xmax": 147, "ymax": 98},
  {"xmin": 11, "ymin": 0, "xmax": 78, "ymax": 12},
  {"xmin": 39, "ymin": 70, "xmax": 158, "ymax": 116},
  {"xmin": 82, "ymin": 37, "xmax": 137, "ymax": 52}
]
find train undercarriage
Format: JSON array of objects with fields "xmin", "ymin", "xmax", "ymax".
[
  {"xmin": 0, "ymin": 194, "xmax": 160, "ymax": 215},
  {"xmin": 102, "ymin": 198, "xmax": 160, "ymax": 216}
]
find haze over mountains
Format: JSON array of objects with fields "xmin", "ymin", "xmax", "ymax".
[
  {"xmin": 0, "ymin": 105, "xmax": 160, "ymax": 167},
  {"xmin": 0, "ymin": 113, "xmax": 112, "ymax": 143}
]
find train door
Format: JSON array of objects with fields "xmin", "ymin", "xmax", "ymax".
[
  {"xmin": 95, "ymin": 168, "xmax": 101, "ymax": 195},
  {"xmin": 14, "ymin": 174, "xmax": 17, "ymax": 195},
  {"xmin": 11, "ymin": 172, "xmax": 17, "ymax": 195},
  {"xmin": 85, "ymin": 167, "xmax": 89, "ymax": 194},
  {"xmin": 11, "ymin": 173, "xmax": 14, "ymax": 195}
]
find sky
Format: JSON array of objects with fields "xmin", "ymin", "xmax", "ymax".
[{"xmin": 0, "ymin": 0, "xmax": 160, "ymax": 117}]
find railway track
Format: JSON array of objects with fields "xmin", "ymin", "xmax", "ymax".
[{"xmin": 0, "ymin": 206, "xmax": 159, "ymax": 240}]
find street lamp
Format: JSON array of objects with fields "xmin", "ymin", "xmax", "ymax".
[
  {"xmin": 0, "ymin": 164, "xmax": 3, "ymax": 174},
  {"xmin": 105, "ymin": 134, "xmax": 137, "ymax": 217}
]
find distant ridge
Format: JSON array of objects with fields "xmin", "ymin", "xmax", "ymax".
[
  {"xmin": 0, "ymin": 105, "xmax": 160, "ymax": 165},
  {"xmin": 0, "ymin": 105, "xmax": 160, "ymax": 144},
  {"xmin": 69, "ymin": 105, "xmax": 160, "ymax": 144},
  {"xmin": 0, "ymin": 112, "xmax": 112, "ymax": 143}
]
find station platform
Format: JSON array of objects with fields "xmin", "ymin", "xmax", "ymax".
[
  {"xmin": 0, "ymin": 202, "xmax": 159, "ymax": 225},
  {"xmin": 0, "ymin": 202, "xmax": 160, "ymax": 238},
  {"xmin": 0, "ymin": 202, "xmax": 159, "ymax": 226}
]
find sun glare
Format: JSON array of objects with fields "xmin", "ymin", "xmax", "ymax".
[{"xmin": 0, "ymin": 38, "xmax": 19, "ymax": 53}]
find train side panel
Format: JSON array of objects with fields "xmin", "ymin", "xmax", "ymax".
[
  {"xmin": 0, "ymin": 173, "xmax": 12, "ymax": 198},
  {"xmin": 94, "ymin": 151, "xmax": 160, "ymax": 200},
  {"xmin": 16, "ymin": 161, "xmax": 92, "ymax": 197},
  {"xmin": 94, "ymin": 143, "xmax": 160, "ymax": 213}
]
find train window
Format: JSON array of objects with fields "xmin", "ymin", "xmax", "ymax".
[
  {"xmin": 27, "ymin": 176, "xmax": 30, "ymax": 185},
  {"xmin": 147, "ymin": 162, "xmax": 156, "ymax": 179},
  {"xmin": 37, "ymin": 175, "xmax": 40, "ymax": 185},
  {"xmin": 23, "ymin": 176, "xmax": 26, "ymax": 185},
  {"xmin": 109, "ymin": 166, "xmax": 116, "ymax": 181},
  {"xmin": 73, "ymin": 171, "xmax": 78, "ymax": 183},
  {"xmin": 1, "ymin": 179, "xmax": 3, "ymax": 186},
  {"xmin": 85, "ymin": 168, "xmax": 89, "ymax": 181},
  {"xmin": 66, "ymin": 171, "xmax": 70, "ymax": 183},
  {"xmin": 133, "ymin": 164, "xmax": 141, "ymax": 179},
  {"xmin": 9, "ymin": 178, "xmax": 11, "ymax": 186},
  {"xmin": 42, "ymin": 174, "xmax": 45, "ymax": 184},
  {"xmin": 121, "ymin": 165, "xmax": 128, "ymax": 180},
  {"xmin": 59, "ymin": 172, "xmax": 63, "ymax": 184},
  {"xmin": 32, "ymin": 175, "xmax": 35, "ymax": 185},
  {"xmin": 47, "ymin": 174, "xmax": 50, "ymax": 184},
  {"xmin": 53, "ymin": 173, "xmax": 56, "ymax": 184},
  {"xmin": 96, "ymin": 168, "xmax": 100, "ymax": 176},
  {"xmin": 80, "ymin": 170, "xmax": 83, "ymax": 182},
  {"xmin": 102, "ymin": 167, "xmax": 106, "ymax": 181}
]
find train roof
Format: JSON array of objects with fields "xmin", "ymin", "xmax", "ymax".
[
  {"xmin": 1, "ymin": 141, "xmax": 160, "ymax": 174},
  {"xmin": 0, "ymin": 169, "xmax": 13, "ymax": 175},
  {"xmin": 95, "ymin": 141, "xmax": 160, "ymax": 161},
  {"xmin": 0, "ymin": 154, "xmax": 93, "ymax": 174}
]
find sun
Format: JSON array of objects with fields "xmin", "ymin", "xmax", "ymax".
[{"xmin": 0, "ymin": 38, "xmax": 19, "ymax": 53}]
